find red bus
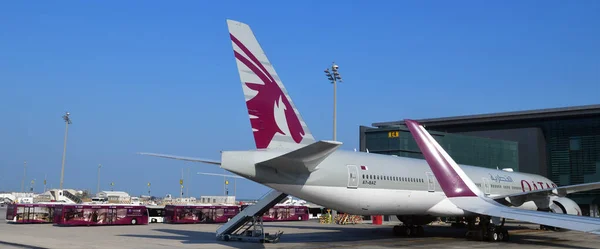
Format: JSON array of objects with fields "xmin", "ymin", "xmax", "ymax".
[
  {"xmin": 164, "ymin": 204, "xmax": 239, "ymax": 224},
  {"xmin": 5, "ymin": 203, "xmax": 60, "ymax": 224},
  {"xmin": 53, "ymin": 204, "xmax": 148, "ymax": 226},
  {"xmin": 240, "ymin": 204, "xmax": 310, "ymax": 221},
  {"xmin": 262, "ymin": 205, "xmax": 309, "ymax": 221}
]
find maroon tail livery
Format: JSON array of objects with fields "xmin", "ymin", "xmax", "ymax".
[{"xmin": 228, "ymin": 20, "xmax": 315, "ymax": 149}]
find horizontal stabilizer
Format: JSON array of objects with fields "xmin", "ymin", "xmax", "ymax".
[
  {"xmin": 138, "ymin": 152, "xmax": 221, "ymax": 165},
  {"xmin": 494, "ymin": 181, "xmax": 600, "ymax": 206},
  {"xmin": 257, "ymin": 140, "xmax": 342, "ymax": 174}
]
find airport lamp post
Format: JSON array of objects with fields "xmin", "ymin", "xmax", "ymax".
[
  {"xmin": 21, "ymin": 161, "xmax": 27, "ymax": 192},
  {"xmin": 97, "ymin": 164, "xmax": 102, "ymax": 194},
  {"xmin": 324, "ymin": 62, "xmax": 342, "ymax": 141},
  {"xmin": 324, "ymin": 63, "xmax": 342, "ymax": 223},
  {"xmin": 30, "ymin": 179, "xmax": 35, "ymax": 193},
  {"xmin": 59, "ymin": 112, "xmax": 72, "ymax": 190}
]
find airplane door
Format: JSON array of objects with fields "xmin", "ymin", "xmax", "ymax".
[
  {"xmin": 425, "ymin": 172, "xmax": 435, "ymax": 192},
  {"xmin": 347, "ymin": 165, "xmax": 359, "ymax": 188},
  {"xmin": 482, "ymin": 178, "xmax": 491, "ymax": 195}
]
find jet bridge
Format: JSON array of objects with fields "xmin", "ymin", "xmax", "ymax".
[{"xmin": 216, "ymin": 190, "xmax": 288, "ymax": 243}]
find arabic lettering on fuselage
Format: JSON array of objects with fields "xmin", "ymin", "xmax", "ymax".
[{"xmin": 489, "ymin": 174, "xmax": 513, "ymax": 183}]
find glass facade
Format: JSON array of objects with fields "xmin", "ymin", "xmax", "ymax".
[
  {"xmin": 362, "ymin": 125, "xmax": 519, "ymax": 171},
  {"xmin": 538, "ymin": 117, "xmax": 600, "ymax": 202}
]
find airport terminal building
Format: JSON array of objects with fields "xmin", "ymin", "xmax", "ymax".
[{"xmin": 360, "ymin": 104, "xmax": 600, "ymax": 216}]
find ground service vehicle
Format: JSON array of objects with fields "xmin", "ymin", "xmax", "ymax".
[
  {"xmin": 53, "ymin": 204, "xmax": 148, "ymax": 226},
  {"xmin": 147, "ymin": 205, "xmax": 165, "ymax": 223},
  {"xmin": 164, "ymin": 204, "xmax": 239, "ymax": 224},
  {"xmin": 5, "ymin": 203, "xmax": 59, "ymax": 223}
]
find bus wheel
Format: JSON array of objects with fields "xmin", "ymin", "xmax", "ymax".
[
  {"xmin": 298, "ymin": 216, "xmax": 302, "ymax": 221},
  {"xmin": 151, "ymin": 218, "xmax": 156, "ymax": 223},
  {"xmin": 131, "ymin": 218, "xmax": 137, "ymax": 225}
]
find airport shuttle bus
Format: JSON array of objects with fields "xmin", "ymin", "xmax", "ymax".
[
  {"xmin": 262, "ymin": 205, "xmax": 309, "ymax": 221},
  {"xmin": 240, "ymin": 204, "xmax": 310, "ymax": 221},
  {"xmin": 53, "ymin": 204, "xmax": 148, "ymax": 226},
  {"xmin": 5, "ymin": 203, "xmax": 59, "ymax": 224},
  {"xmin": 164, "ymin": 204, "xmax": 239, "ymax": 224},
  {"xmin": 147, "ymin": 205, "xmax": 165, "ymax": 223}
]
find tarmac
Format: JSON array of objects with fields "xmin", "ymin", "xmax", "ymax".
[{"xmin": 1, "ymin": 207, "xmax": 600, "ymax": 249}]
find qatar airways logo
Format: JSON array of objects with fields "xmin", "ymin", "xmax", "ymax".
[
  {"xmin": 521, "ymin": 179, "xmax": 557, "ymax": 192},
  {"xmin": 230, "ymin": 33, "xmax": 305, "ymax": 149},
  {"xmin": 489, "ymin": 174, "xmax": 513, "ymax": 183}
]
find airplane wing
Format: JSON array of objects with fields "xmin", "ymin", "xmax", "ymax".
[
  {"xmin": 138, "ymin": 152, "xmax": 221, "ymax": 165},
  {"xmin": 404, "ymin": 119, "xmax": 600, "ymax": 235},
  {"xmin": 493, "ymin": 182, "xmax": 600, "ymax": 206}
]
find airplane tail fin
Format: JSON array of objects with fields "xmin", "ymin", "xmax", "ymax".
[{"xmin": 227, "ymin": 19, "xmax": 315, "ymax": 150}]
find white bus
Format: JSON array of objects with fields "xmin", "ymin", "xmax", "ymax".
[{"xmin": 147, "ymin": 205, "xmax": 165, "ymax": 223}]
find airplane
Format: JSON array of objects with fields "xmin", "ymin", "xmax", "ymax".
[{"xmin": 140, "ymin": 19, "xmax": 600, "ymax": 242}]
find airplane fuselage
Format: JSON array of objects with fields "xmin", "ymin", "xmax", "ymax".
[{"xmin": 221, "ymin": 149, "xmax": 557, "ymax": 217}]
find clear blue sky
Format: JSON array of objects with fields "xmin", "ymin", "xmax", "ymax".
[{"xmin": 1, "ymin": 1, "xmax": 598, "ymax": 199}]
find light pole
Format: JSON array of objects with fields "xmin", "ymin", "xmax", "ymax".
[
  {"xmin": 59, "ymin": 112, "xmax": 72, "ymax": 189},
  {"xmin": 180, "ymin": 168, "xmax": 184, "ymax": 198},
  {"xmin": 21, "ymin": 161, "xmax": 26, "ymax": 192},
  {"xmin": 30, "ymin": 179, "xmax": 35, "ymax": 193},
  {"xmin": 324, "ymin": 62, "xmax": 342, "ymax": 141},
  {"xmin": 186, "ymin": 167, "xmax": 190, "ymax": 197},
  {"xmin": 97, "ymin": 164, "xmax": 102, "ymax": 194},
  {"xmin": 324, "ymin": 62, "xmax": 342, "ymax": 223}
]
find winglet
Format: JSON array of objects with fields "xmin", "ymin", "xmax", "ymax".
[{"xmin": 404, "ymin": 119, "xmax": 481, "ymax": 198}]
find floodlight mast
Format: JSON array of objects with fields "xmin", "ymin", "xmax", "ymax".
[
  {"xmin": 97, "ymin": 164, "xmax": 102, "ymax": 194},
  {"xmin": 324, "ymin": 62, "xmax": 343, "ymax": 223},
  {"xmin": 59, "ymin": 112, "xmax": 71, "ymax": 189}
]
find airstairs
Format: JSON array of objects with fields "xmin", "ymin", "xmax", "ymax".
[
  {"xmin": 216, "ymin": 190, "xmax": 288, "ymax": 243},
  {"xmin": 49, "ymin": 189, "xmax": 83, "ymax": 204}
]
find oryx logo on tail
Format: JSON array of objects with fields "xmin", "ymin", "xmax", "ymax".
[{"xmin": 229, "ymin": 29, "xmax": 312, "ymax": 149}]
